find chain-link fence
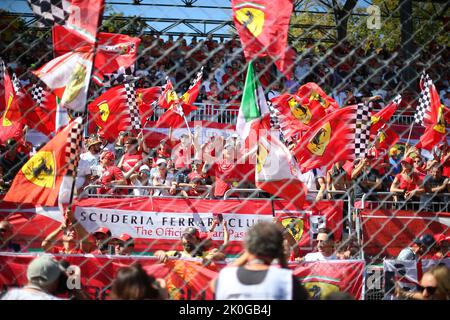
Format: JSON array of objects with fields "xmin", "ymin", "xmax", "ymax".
[{"xmin": 0, "ymin": 0, "xmax": 449, "ymax": 301}]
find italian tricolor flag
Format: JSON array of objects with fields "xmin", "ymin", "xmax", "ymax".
[{"xmin": 237, "ymin": 62, "xmax": 307, "ymax": 209}]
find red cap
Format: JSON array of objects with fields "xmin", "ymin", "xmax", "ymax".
[
  {"xmin": 434, "ymin": 234, "xmax": 450, "ymax": 244},
  {"xmin": 93, "ymin": 227, "xmax": 111, "ymax": 237},
  {"xmin": 401, "ymin": 157, "xmax": 414, "ymax": 166},
  {"xmin": 116, "ymin": 233, "xmax": 133, "ymax": 242},
  {"xmin": 101, "ymin": 151, "xmax": 115, "ymax": 161}
]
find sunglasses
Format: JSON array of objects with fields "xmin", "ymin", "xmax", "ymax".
[
  {"xmin": 418, "ymin": 285, "xmax": 437, "ymax": 295},
  {"xmin": 0, "ymin": 228, "xmax": 7, "ymax": 233}
]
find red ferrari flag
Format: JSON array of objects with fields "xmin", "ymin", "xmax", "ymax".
[
  {"xmin": 53, "ymin": 25, "xmax": 141, "ymax": 77},
  {"xmin": 181, "ymin": 67, "xmax": 203, "ymax": 106},
  {"xmin": 4, "ymin": 117, "xmax": 83, "ymax": 207},
  {"xmin": 232, "ymin": 0, "xmax": 293, "ymax": 74},
  {"xmin": 293, "ymin": 105, "xmax": 361, "ymax": 173},
  {"xmin": 370, "ymin": 95, "xmax": 401, "ymax": 133},
  {"xmin": 416, "ymin": 104, "xmax": 447, "ymax": 151},
  {"xmin": 297, "ymin": 82, "xmax": 339, "ymax": 113}
]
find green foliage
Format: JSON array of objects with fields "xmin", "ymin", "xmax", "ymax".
[{"xmin": 100, "ymin": 6, "xmax": 148, "ymax": 36}]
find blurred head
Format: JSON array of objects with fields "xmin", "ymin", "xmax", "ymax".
[
  {"xmin": 27, "ymin": 255, "xmax": 64, "ymax": 294},
  {"xmin": 138, "ymin": 165, "xmax": 151, "ymax": 181},
  {"xmin": 401, "ymin": 157, "xmax": 414, "ymax": 172},
  {"xmin": 413, "ymin": 156, "xmax": 423, "ymax": 168},
  {"xmin": 429, "ymin": 164, "xmax": 443, "ymax": 180},
  {"xmin": 86, "ymin": 138, "xmax": 102, "ymax": 154},
  {"xmin": 316, "ymin": 228, "xmax": 335, "ymax": 257},
  {"xmin": 413, "ymin": 234, "xmax": 436, "ymax": 256},
  {"xmin": 93, "ymin": 227, "xmax": 112, "ymax": 251},
  {"xmin": 100, "ymin": 151, "xmax": 115, "ymax": 166},
  {"xmin": 62, "ymin": 227, "xmax": 78, "ymax": 249},
  {"xmin": 244, "ymin": 221, "xmax": 284, "ymax": 264},
  {"xmin": 181, "ymin": 227, "xmax": 201, "ymax": 254},
  {"xmin": 419, "ymin": 265, "xmax": 450, "ymax": 300},
  {"xmin": 113, "ymin": 234, "xmax": 134, "ymax": 256},
  {"xmin": 191, "ymin": 160, "xmax": 202, "ymax": 172},
  {"xmin": 124, "ymin": 137, "xmax": 139, "ymax": 154},
  {"xmin": 0, "ymin": 220, "xmax": 13, "ymax": 244},
  {"xmin": 110, "ymin": 263, "xmax": 165, "ymax": 300},
  {"xmin": 156, "ymin": 158, "xmax": 167, "ymax": 170}
]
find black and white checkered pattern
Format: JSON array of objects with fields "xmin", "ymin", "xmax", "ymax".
[
  {"xmin": 102, "ymin": 66, "xmax": 135, "ymax": 87},
  {"xmin": 354, "ymin": 102, "xmax": 371, "ymax": 159},
  {"xmin": 65, "ymin": 119, "xmax": 83, "ymax": 177},
  {"xmin": 188, "ymin": 66, "xmax": 203, "ymax": 89},
  {"xmin": 31, "ymin": 84, "xmax": 45, "ymax": 105},
  {"xmin": 393, "ymin": 94, "xmax": 402, "ymax": 106},
  {"xmin": 27, "ymin": 0, "xmax": 71, "ymax": 26},
  {"xmin": 414, "ymin": 72, "xmax": 433, "ymax": 126},
  {"xmin": 124, "ymin": 82, "xmax": 142, "ymax": 131},
  {"xmin": 11, "ymin": 73, "xmax": 21, "ymax": 93},
  {"xmin": 268, "ymin": 102, "xmax": 281, "ymax": 130},
  {"xmin": 0, "ymin": 58, "xmax": 5, "ymax": 84}
]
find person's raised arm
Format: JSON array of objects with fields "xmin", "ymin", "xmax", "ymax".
[
  {"xmin": 41, "ymin": 219, "xmax": 67, "ymax": 252},
  {"xmin": 66, "ymin": 207, "xmax": 93, "ymax": 253},
  {"xmin": 390, "ymin": 176, "xmax": 404, "ymax": 194}
]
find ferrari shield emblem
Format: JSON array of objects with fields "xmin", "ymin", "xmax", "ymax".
[
  {"xmin": 281, "ymin": 217, "xmax": 304, "ymax": 242},
  {"xmin": 257, "ymin": 142, "xmax": 268, "ymax": 174},
  {"xmin": 288, "ymin": 96, "xmax": 312, "ymax": 125},
  {"xmin": 307, "ymin": 122, "xmax": 331, "ymax": 156},
  {"xmin": 98, "ymin": 102, "xmax": 110, "ymax": 122},
  {"xmin": 236, "ymin": 7, "xmax": 265, "ymax": 38},
  {"xmin": 62, "ymin": 61, "xmax": 87, "ymax": 104},
  {"xmin": 303, "ymin": 281, "xmax": 340, "ymax": 300},
  {"xmin": 22, "ymin": 151, "xmax": 56, "ymax": 188},
  {"xmin": 433, "ymin": 104, "xmax": 446, "ymax": 134},
  {"xmin": 2, "ymin": 93, "xmax": 14, "ymax": 127}
]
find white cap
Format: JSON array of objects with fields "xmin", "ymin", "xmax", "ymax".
[
  {"xmin": 231, "ymin": 133, "xmax": 239, "ymax": 139},
  {"xmin": 156, "ymin": 158, "xmax": 167, "ymax": 165},
  {"xmin": 139, "ymin": 165, "xmax": 150, "ymax": 172}
]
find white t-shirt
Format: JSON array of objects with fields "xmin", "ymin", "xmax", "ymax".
[
  {"xmin": 1, "ymin": 287, "xmax": 64, "ymax": 300},
  {"xmin": 304, "ymin": 251, "xmax": 337, "ymax": 262},
  {"xmin": 132, "ymin": 179, "xmax": 151, "ymax": 196},
  {"xmin": 76, "ymin": 158, "xmax": 92, "ymax": 191},
  {"xmin": 80, "ymin": 152, "xmax": 99, "ymax": 168}
]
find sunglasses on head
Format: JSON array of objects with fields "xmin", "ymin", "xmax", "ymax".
[{"xmin": 418, "ymin": 285, "xmax": 437, "ymax": 295}]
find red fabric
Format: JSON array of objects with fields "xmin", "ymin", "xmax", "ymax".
[
  {"xmin": 232, "ymin": 0, "xmax": 292, "ymax": 75},
  {"xmin": 210, "ymin": 160, "xmax": 238, "ymax": 197},
  {"xmin": 98, "ymin": 166, "xmax": 126, "ymax": 194},
  {"xmin": 50, "ymin": 246, "xmax": 83, "ymax": 254},
  {"xmin": 3, "ymin": 120, "xmax": 80, "ymax": 206},
  {"xmin": 293, "ymin": 105, "xmax": 358, "ymax": 173},
  {"xmin": 53, "ymin": 25, "xmax": 140, "ymax": 76},
  {"xmin": 66, "ymin": 0, "xmax": 104, "ymax": 44},
  {"xmin": 394, "ymin": 173, "xmax": 421, "ymax": 191},
  {"xmin": 370, "ymin": 100, "xmax": 399, "ymax": 133},
  {"xmin": 296, "ymin": 82, "xmax": 339, "ymax": 112},
  {"xmin": 442, "ymin": 156, "xmax": 450, "ymax": 178},
  {"xmin": 120, "ymin": 152, "xmax": 143, "ymax": 172}
]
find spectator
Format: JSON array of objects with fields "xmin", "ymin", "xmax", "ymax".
[
  {"xmin": 0, "ymin": 220, "xmax": 21, "ymax": 252},
  {"xmin": 0, "ymin": 138, "xmax": 28, "ymax": 185},
  {"xmin": 112, "ymin": 233, "xmax": 135, "ymax": 256},
  {"xmin": 41, "ymin": 208, "xmax": 90, "ymax": 254},
  {"xmin": 421, "ymin": 164, "xmax": 449, "ymax": 208},
  {"xmin": 154, "ymin": 226, "xmax": 225, "ymax": 262},
  {"xmin": 390, "ymin": 157, "xmax": 424, "ymax": 201},
  {"xmin": 351, "ymin": 156, "xmax": 382, "ymax": 201},
  {"xmin": 1, "ymin": 255, "xmax": 66, "ymax": 300},
  {"xmin": 326, "ymin": 160, "xmax": 350, "ymax": 200},
  {"xmin": 80, "ymin": 136, "xmax": 102, "ymax": 168},
  {"xmin": 118, "ymin": 137, "xmax": 143, "ymax": 173},
  {"xmin": 91, "ymin": 227, "xmax": 113, "ymax": 255},
  {"xmin": 213, "ymin": 221, "xmax": 309, "ymax": 300},
  {"xmin": 304, "ymin": 228, "xmax": 337, "ymax": 261},
  {"xmin": 412, "ymin": 155, "xmax": 427, "ymax": 180},
  {"xmin": 336, "ymin": 237, "xmax": 360, "ymax": 259},
  {"xmin": 198, "ymin": 215, "xmax": 229, "ymax": 263},
  {"xmin": 152, "ymin": 158, "xmax": 173, "ymax": 196},
  {"xmin": 395, "ymin": 265, "xmax": 450, "ymax": 300},
  {"xmin": 169, "ymin": 164, "xmax": 191, "ymax": 197},
  {"xmin": 397, "ymin": 234, "xmax": 436, "ymax": 261},
  {"xmin": 96, "ymin": 151, "xmax": 127, "ymax": 195},
  {"xmin": 388, "ymin": 147, "xmax": 402, "ymax": 176},
  {"xmin": 432, "ymin": 234, "xmax": 450, "ymax": 259},
  {"xmin": 129, "ymin": 164, "xmax": 152, "ymax": 196},
  {"xmin": 110, "ymin": 263, "xmax": 167, "ymax": 300}
]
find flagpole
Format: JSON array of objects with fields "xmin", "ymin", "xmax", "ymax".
[{"xmin": 68, "ymin": 7, "xmax": 104, "ymax": 206}]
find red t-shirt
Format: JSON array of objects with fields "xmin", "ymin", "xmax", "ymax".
[
  {"xmin": 442, "ymin": 156, "xmax": 450, "ymax": 178},
  {"xmin": 50, "ymin": 246, "xmax": 83, "ymax": 254},
  {"xmin": 98, "ymin": 166, "xmax": 126, "ymax": 194},
  {"xmin": 210, "ymin": 160, "xmax": 238, "ymax": 197},
  {"xmin": 120, "ymin": 152, "xmax": 143, "ymax": 172},
  {"xmin": 394, "ymin": 173, "xmax": 421, "ymax": 192}
]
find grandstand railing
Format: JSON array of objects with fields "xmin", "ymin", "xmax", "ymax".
[{"xmin": 145, "ymin": 103, "xmax": 417, "ymax": 126}]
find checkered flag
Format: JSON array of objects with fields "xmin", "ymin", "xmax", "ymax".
[
  {"xmin": 393, "ymin": 94, "xmax": 402, "ymax": 106},
  {"xmin": 354, "ymin": 102, "xmax": 371, "ymax": 159},
  {"xmin": 414, "ymin": 72, "xmax": 433, "ymax": 126},
  {"xmin": 27, "ymin": 0, "xmax": 71, "ymax": 26},
  {"xmin": 31, "ymin": 84, "xmax": 45, "ymax": 105},
  {"xmin": 65, "ymin": 117, "xmax": 84, "ymax": 177},
  {"xmin": 125, "ymin": 82, "xmax": 142, "ymax": 131},
  {"xmin": 11, "ymin": 73, "xmax": 21, "ymax": 93},
  {"xmin": 99, "ymin": 66, "xmax": 136, "ymax": 87}
]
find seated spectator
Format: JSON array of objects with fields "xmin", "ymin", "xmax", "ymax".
[
  {"xmin": 41, "ymin": 208, "xmax": 89, "ymax": 254},
  {"xmin": 432, "ymin": 234, "xmax": 450, "ymax": 259},
  {"xmin": 152, "ymin": 158, "xmax": 173, "ymax": 196},
  {"xmin": 187, "ymin": 160, "xmax": 211, "ymax": 196},
  {"xmin": 390, "ymin": 157, "xmax": 424, "ymax": 201},
  {"xmin": 0, "ymin": 220, "xmax": 21, "ymax": 252},
  {"xmin": 397, "ymin": 234, "xmax": 435, "ymax": 261},
  {"xmin": 169, "ymin": 165, "xmax": 191, "ymax": 197},
  {"xmin": 118, "ymin": 137, "xmax": 144, "ymax": 173},
  {"xmin": 336, "ymin": 237, "xmax": 360, "ymax": 260},
  {"xmin": 420, "ymin": 164, "xmax": 449, "ymax": 208},
  {"xmin": 351, "ymin": 156, "xmax": 382, "ymax": 201},
  {"xmin": 154, "ymin": 227, "xmax": 225, "ymax": 262},
  {"xmin": 112, "ymin": 233, "xmax": 135, "ymax": 256},
  {"xmin": 96, "ymin": 151, "xmax": 127, "ymax": 195},
  {"xmin": 304, "ymin": 228, "xmax": 337, "ymax": 262},
  {"xmin": 395, "ymin": 265, "xmax": 450, "ymax": 300},
  {"xmin": 110, "ymin": 263, "xmax": 167, "ymax": 300},
  {"xmin": 1, "ymin": 255, "xmax": 66, "ymax": 300},
  {"xmin": 128, "ymin": 164, "xmax": 152, "ymax": 196},
  {"xmin": 212, "ymin": 221, "xmax": 308, "ymax": 300},
  {"xmin": 91, "ymin": 227, "xmax": 113, "ymax": 255},
  {"xmin": 326, "ymin": 160, "xmax": 350, "ymax": 200},
  {"xmin": 0, "ymin": 138, "xmax": 28, "ymax": 185}
]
